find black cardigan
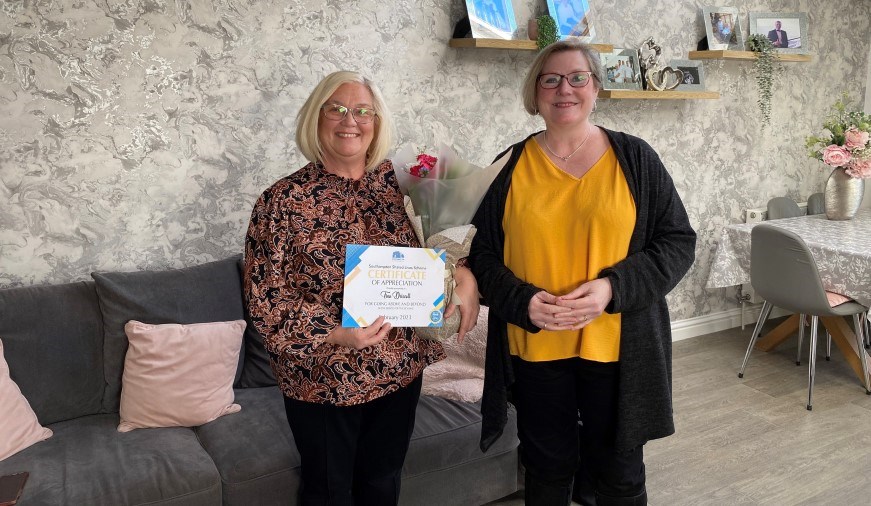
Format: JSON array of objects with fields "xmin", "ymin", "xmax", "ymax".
[{"xmin": 470, "ymin": 128, "xmax": 697, "ymax": 452}]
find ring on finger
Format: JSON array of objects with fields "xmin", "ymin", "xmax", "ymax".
[
  {"xmin": 543, "ymin": 322, "xmax": 548, "ymax": 329},
  {"xmin": 582, "ymin": 314, "xmax": 588, "ymax": 322}
]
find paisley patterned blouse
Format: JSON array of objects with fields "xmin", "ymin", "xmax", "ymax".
[{"xmin": 243, "ymin": 160, "xmax": 445, "ymax": 406}]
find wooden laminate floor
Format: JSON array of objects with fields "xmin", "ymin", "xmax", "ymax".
[{"xmin": 487, "ymin": 317, "xmax": 871, "ymax": 505}]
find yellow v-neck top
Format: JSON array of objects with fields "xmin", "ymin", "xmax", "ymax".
[{"xmin": 503, "ymin": 138, "xmax": 636, "ymax": 362}]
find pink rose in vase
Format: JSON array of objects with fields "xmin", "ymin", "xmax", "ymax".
[
  {"xmin": 822, "ymin": 145, "xmax": 852, "ymax": 167},
  {"xmin": 844, "ymin": 127, "xmax": 870, "ymax": 150},
  {"xmin": 846, "ymin": 157, "xmax": 871, "ymax": 179}
]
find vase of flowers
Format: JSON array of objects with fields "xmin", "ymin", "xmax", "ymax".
[{"xmin": 805, "ymin": 94, "xmax": 871, "ymax": 220}]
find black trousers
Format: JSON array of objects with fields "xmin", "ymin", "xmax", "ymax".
[
  {"xmin": 283, "ymin": 375, "xmax": 422, "ymax": 506},
  {"xmin": 511, "ymin": 356, "xmax": 646, "ymax": 506}
]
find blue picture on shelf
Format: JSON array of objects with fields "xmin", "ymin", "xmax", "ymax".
[
  {"xmin": 465, "ymin": 0, "xmax": 518, "ymax": 40},
  {"xmin": 547, "ymin": 0, "xmax": 596, "ymax": 41}
]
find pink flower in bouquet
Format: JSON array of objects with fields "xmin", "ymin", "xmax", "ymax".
[
  {"xmin": 846, "ymin": 157, "xmax": 871, "ymax": 179},
  {"xmin": 806, "ymin": 94, "xmax": 871, "ymax": 179},
  {"xmin": 844, "ymin": 127, "xmax": 870, "ymax": 150},
  {"xmin": 822, "ymin": 145, "xmax": 852, "ymax": 167},
  {"xmin": 406, "ymin": 153, "xmax": 438, "ymax": 178}
]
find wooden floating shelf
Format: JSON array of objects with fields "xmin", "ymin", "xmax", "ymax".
[
  {"xmin": 597, "ymin": 90, "xmax": 720, "ymax": 100},
  {"xmin": 688, "ymin": 50, "xmax": 812, "ymax": 62},
  {"xmin": 449, "ymin": 38, "xmax": 613, "ymax": 53}
]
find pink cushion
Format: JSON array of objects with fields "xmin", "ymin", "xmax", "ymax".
[
  {"xmin": 0, "ymin": 338, "xmax": 52, "ymax": 461},
  {"xmin": 825, "ymin": 291, "xmax": 853, "ymax": 307},
  {"xmin": 118, "ymin": 320, "xmax": 245, "ymax": 432}
]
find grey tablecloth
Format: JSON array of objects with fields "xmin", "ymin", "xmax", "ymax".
[{"xmin": 707, "ymin": 209, "xmax": 871, "ymax": 308}]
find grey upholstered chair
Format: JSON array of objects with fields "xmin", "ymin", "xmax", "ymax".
[
  {"xmin": 766, "ymin": 196, "xmax": 802, "ymax": 220},
  {"xmin": 806, "ymin": 192, "xmax": 825, "ymax": 215},
  {"xmin": 738, "ymin": 224, "xmax": 869, "ymax": 410},
  {"xmin": 763, "ymin": 197, "xmax": 811, "ymax": 364}
]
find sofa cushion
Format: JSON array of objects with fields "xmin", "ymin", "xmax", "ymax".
[
  {"xmin": 195, "ymin": 387, "xmax": 299, "ymax": 506},
  {"xmin": 0, "ymin": 281, "xmax": 104, "ymax": 424},
  {"xmin": 118, "ymin": 320, "xmax": 244, "ymax": 432},
  {"xmin": 0, "ymin": 414, "xmax": 221, "ymax": 506},
  {"xmin": 401, "ymin": 397, "xmax": 519, "ymax": 506},
  {"xmin": 196, "ymin": 387, "xmax": 519, "ymax": 506},
  {"xmin": 236, "ymin": 258, "xmax": 276, "ymax": 388},
  {"xmin": 92, "ymin": 256, "xmax": 247, "ymax": 413},
  {"xmin": 0, "ymin": 338, "xmax": 53, "ymax": 461}
]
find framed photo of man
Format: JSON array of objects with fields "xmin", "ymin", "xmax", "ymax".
[
  {"xmin": 547, "ymin": 0, "xmax": 596, "ymax": 42},
  {"xmin": 669, "ymin": 59, "xmax": 706, "ymax": 91},
  {"xmin": 749, "ymin": 12, "xmax": 809, "ymax": 54},
  {"xmin": 465, "ymin": 0, "xmax": 518, "ymax": 39},
  {"xmin": 701, "ymin": 6, "xmax": 743, "ymax": 51},
  {"xmin": 600, "ymin": 48, "xmax": 641, "ymax": 91}
]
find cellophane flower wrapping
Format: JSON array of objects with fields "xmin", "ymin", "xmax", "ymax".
[{"xmin": 392, "ymin": 144, "xmax": 507, "ymax": 341}]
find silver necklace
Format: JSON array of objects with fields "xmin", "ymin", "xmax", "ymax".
[{"xmin": 543, "ymin": 126, "xmax": 592, "ymax": 162}]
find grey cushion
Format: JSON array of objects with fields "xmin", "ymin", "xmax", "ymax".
[
  {"xmin": 195, "ymin": 387, "xmax": 299, "ymax": 506},
  {"xmin": 0, "ymin": 414, "xmax": 221, "ymax": 506},
  {"xmin": 0, "ymin": 281, "xmax": 104, "ymax": 424},
  {"xmin": 92, "ymin": 256, "xmax": 247, "ymax": 412},
  {"xmin": 236, "ymin": 259, "xmax": 277, "ymax": 388},
  {"xmin": 196, "ymin": 388, "xmax": 519, "ymax": 506},
  {"xmin": 400, "ymin": 397, "xmax": 519, "ymax": 505}
]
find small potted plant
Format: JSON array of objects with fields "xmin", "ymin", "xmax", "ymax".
[{"xmin": 535, "ymin": 14, "xmax": 559, "ymax": 50}]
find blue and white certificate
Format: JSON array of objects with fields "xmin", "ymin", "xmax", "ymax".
[{"xmin": 342, "ymin": 244, "xmax": 446, "ymax": 328}]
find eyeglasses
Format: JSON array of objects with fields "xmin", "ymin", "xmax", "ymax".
[
  {"xmin": 321, "ymin": 103, "xmax": 378, "ymax": 124},
  {"xmin": 538, "ymin": 71, "xmax": 594, "ymax": 89}
]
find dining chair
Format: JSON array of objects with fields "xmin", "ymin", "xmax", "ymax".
[
  {"xmin": 764, "ymin": 197, "xmax": 814, "ymax": 365},
  {"xmin": 738, "ymin": 224, "xmax": 869, "ymax": 410},
  {"xmin": 767, "ymin": 196, "xmax": 802, "ymax": 220},
  {"xmin": 807, "ymin": 192, "xmax": 825, "ymax": 215}
]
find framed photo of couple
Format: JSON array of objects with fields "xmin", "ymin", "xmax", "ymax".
[
  {"xmin": 701, "ymin": 6, "xmax": 743, "ymax": 51},
  {"xmin": 748, "ymin": 12, "xmax": 809, "ymax": 54},
  {"xmin": 668, "ymin": 60, "xmax": 706, "ymax": 91}
]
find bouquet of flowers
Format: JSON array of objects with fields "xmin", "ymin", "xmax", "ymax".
[
  {"xmin": 805, "ymin": 94, "xmax": 871, "ymax": 179},
  {"xmin": 392, "ymin": 144, "xmax": 507, "ymax": 341}
]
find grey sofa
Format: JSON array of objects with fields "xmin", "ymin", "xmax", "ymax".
[{"xmin": 0, "ymin": 256, "xmax": 519, "ymax": 505}]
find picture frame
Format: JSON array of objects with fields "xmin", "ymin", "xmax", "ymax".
[
  {"xmin": 748, "ymin": 12, "xmax": 809, "ymax": 54},
  {"xmin": 546, "ymin": 0, "xmax": 596, "ymax": 42},
  {"xmin": 669, "ymin": 59, "xmax": 706, "ymax": 91},
  {"xmin": 701, "ymin": 6, "xmax": 743, "ymax": 51},
  {"xmin": 465, "ymin": 0, "xmax": 518, "ymax": 40},
  {"xmin": 600, "ymin": 48, "xmax": 642, "ymax": 90}
]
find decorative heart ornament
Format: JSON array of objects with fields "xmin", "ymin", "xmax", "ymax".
[{"xmin": 647, "ymin": 66, "xmax": 684, "ymax": 91}]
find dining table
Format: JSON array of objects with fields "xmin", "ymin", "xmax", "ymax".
[{"xmin": 707, "ymin": 208, "xmax": 871, "ymax": 384}]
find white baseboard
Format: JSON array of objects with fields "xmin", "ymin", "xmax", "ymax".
[{"xmin": 670, "ymin": 304, "xmax": 792, "ymax": 342}]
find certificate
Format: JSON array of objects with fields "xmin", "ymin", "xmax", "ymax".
[{"xmin": 342, "ymin": 244, "xmax": 446, "ymax": 328}]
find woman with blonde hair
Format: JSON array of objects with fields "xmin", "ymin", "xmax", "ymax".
[{"xmin": 244, "ymin": 70, "xmax": 479, "ymax": 505}]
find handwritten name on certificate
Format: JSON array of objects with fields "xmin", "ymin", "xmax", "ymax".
[{"xmin": 342, "ymin": 244, "xmax": 446, "ymax": 328}]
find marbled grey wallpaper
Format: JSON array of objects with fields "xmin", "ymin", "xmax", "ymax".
[{"xmin": 1, "ymin": 1, "xmax": 869, "ymax": 324}]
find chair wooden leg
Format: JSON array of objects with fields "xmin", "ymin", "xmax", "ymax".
[
  {"xmin": 807, "ymin": 316, "xmax": 819, "ymax": 410},
  {"xmin": 739, "ymin": 301, "xmax": 773, "ymax": 378},
  {"xmin": 854, "ymin": 313, "xmax": 871, "ymax": 395}
]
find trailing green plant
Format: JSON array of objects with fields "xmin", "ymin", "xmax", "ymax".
[
  {"xmin": 746, "ymin": 34, "xmax": 781, "ymax": 129},
  {"xmin": 536, "ymin": 15, "xmax": 559, "ymax": 50}
]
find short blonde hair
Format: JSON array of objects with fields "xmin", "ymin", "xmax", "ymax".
[
  {"xmin": 295, "ymin": 71, "xmax": 394, "ymax": 171},
  {"xmin": 521, "ymin": 40, "xmax": 604, "ymax": 116}
]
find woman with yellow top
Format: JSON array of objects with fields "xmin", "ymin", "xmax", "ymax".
[{"xmin": 469, "ymin": 40, "xmax": 696, "ymax": 506}]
